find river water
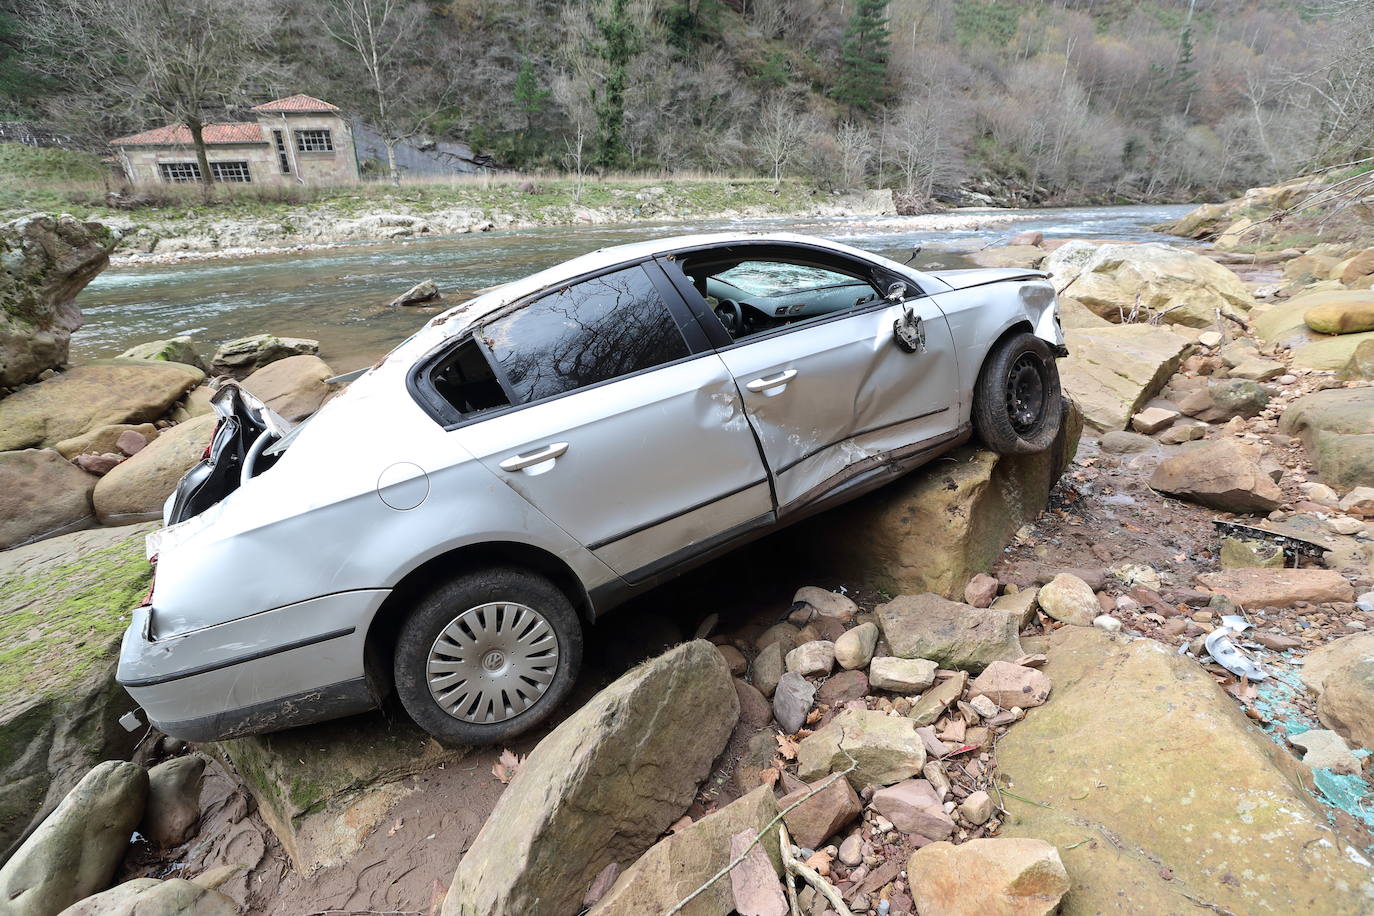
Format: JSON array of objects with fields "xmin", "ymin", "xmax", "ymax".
[{"xmin": 73, "ymin": 203, "xmax": 1192, "ymax": 373}]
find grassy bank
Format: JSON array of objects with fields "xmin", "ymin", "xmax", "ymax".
[{"xmin": 0, "ymin": 144, "xmax": 825, "ymax": 224}]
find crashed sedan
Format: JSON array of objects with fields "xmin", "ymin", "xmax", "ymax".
[{"xmin": 117, "ymin": 231, "xmax": 1067, "ymax": 746}]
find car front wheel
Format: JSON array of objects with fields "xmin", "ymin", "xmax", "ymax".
[
  {"xmin": 972, "ymin": 331, "xmax": 1063, "ymax": 455},
  {"xmin": 393, "ymin": 566, "xmax": 583, "ymax": 746}
]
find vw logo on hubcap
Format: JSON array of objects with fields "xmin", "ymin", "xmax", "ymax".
[{"xmin": 482, "ymin": 650, "xmax": 506, "ymax": 672}]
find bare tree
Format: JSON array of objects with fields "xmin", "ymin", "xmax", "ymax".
[
  {"xmin": 20, "ymin": 0, "xmax": 280, "ymax": 191},
  {"xmin": 834, "ymin": 121, "xmax": 875, "ymax": 188},
  {"xmin": 884, "ymin": 93, "xmax": 964, "ymax": 199},
  {"xmin": 317, "ymin": 0, "xmax": 455, "ymax": 184},
  {"xmin": 754, "ymin": 94, "xmax": 813, "ymax": 183}
]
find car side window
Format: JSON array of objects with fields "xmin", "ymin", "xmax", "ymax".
[{"xmin": 479, "ymin": 264, "xmax": 691, "ymax": 404}]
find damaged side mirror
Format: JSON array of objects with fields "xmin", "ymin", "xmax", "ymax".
[
  {"xmin": 894, "ymin": 303, "xmax": 925, "ymax": 353},
  {"xmin": 885, "ymin": 281, "xmax": 908, "ymax": 301}
]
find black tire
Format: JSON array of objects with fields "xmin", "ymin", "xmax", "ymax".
[
  {"xmin": 972, "ymin": 331, "xmax": 1063, "ymax": 455},
  {"xmin": 393, "ymin": 566, "xmax": 583, "ymax": 746}
]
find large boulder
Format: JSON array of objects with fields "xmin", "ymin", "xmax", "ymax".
[
  {"xmin": 0, "ymin": 449, "xmax": 96, "ymax": 549},
  {"xmin": 54, "ymin": 423, "xmax": 158, "ymax": 461},
  {"xmin": 240, "ymin": 355, "xmax": 338, "ymax": 422},
  {"xmin": 1301, "ymin": 633, "xmax": 1374, "ymax": 752},
  {"xmin": 789, "ymin": 400, "xmax": 1080, "ymax": 598},
  {"xmin": 1278, "ymin": 388, "xmax": 1374, "ymax": 492},
  {"xmin": 141, "ymin": 756, "xmax": 205, "ymax": 849},
  {"xmin": 968, "ymin": 245, "xmax": 1045, "ymax": 269},
  {"xmin": 0, "ymin": 359, "xmax": 203, "ymax": 452},
  {"xmin": 876, "ymin": 593, "xmax": 1022, "ymax": 671},
  {"xmin": 0, "ymin": 524, "xmax": 153, "ymax": 862},
  {"xmin": 908, "ymin": 838, "xmax": 1069, "ymax": 916},
  {"xmin": 56, "ymin": 877, "xmax": 238, "ymax": 916},
  {"xmin": 0, "ymin": 215, "xmax": 116, "ymax": 389},
  {"xmin": 1058, "ymin": 325, "xmax": 1190, "ymax": 431},
  {"xmin": 443, "ymin": 640, "xmax": 738, "ymax": 916},
  {"xmin": 589, "ymin": 786, "xmax": 781, "ymax": 916},
  {"xmin": 0, "ymin": 761, "xmax": 149, "ymax": 916},
  {"xmin": 1306, "ymin": 297, "xmax": 1374, "ymax": 335},
  {"xmin": 1148, "ymin": 438, "xmax": 1283, "ymax": 513},
  {"xmin": 1252, "ymin": 291, "xmax": 1374, "ymax": 370},
  {"xmin": 998, "ymin": 627, "xmax": 1374, "ymax": 914},
  {"xmin": 1175, "ymin": 378, "xmax": 1269, "ymax": 423},
  {"xmin": 1340, "ymin": 338, "xmax": 1374, "ymax": 381},
  {"xmin": 92, "ymin": 414, "xmax": 215, "ymax": 523},
  {"xmin": 209, "ymin": 333, "xmax": 319, "ymax": 379},
  {"xmin": 1045, "ymin": 241, "xmax": 1254, "ymax": 327},
  {"xmin": 207, "ymin": 712, "xmax": 466, "ymax": 871},
  {"xmin": 118, "ymin": 336, "xmax": 206, "ymax": 372}
]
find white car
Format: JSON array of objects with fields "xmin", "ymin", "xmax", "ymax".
[{"xmin": 117, "ymin": 231, "xmax": 1066, "ymax": 746}]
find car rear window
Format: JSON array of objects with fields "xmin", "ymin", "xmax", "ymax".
[{"xmin": 479, "ymin": 264, "xmax": 690, "ymax": 404}]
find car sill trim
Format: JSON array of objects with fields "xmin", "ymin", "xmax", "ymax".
[
  {"xmin": 118, "ymin": 626, "xmax": 357, "ymax": 688},
  {"xmin": 584, "ymin": 477, "xmax": 770, "ymax": 551},
  {"xmin": 620, "ymin": 511, "xmax": 776, "ymax": 586}
]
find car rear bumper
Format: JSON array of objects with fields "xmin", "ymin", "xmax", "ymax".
[{"xmin": 117, "ymin": 589, "xmax": 390, "ymax": 741}]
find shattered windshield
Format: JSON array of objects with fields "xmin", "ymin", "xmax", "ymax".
[{"xmin": 715, "ymin": 261, "xmax": 867, "ymax": 298}]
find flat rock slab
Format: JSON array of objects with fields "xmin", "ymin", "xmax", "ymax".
[
  {"xmin": 1195, "ymin": 567, "xmax": 1354, "ymax": 607},
  {"xmin": 93, "ymin": 414, "xmax": 216, "ymax": 523},
  {"xmin": 1300, "ymin": 632, "xmax": 1374, "ymax": 753},
  {"xmin": 209, "ymin": 714, "xmax": 467, "ymax": 871},
  {"xmin": 0, "ymin": 359, "xmax": 203, "ymax": 451},
  {"xmin": 796, "ymin": 708, "xmax": 925, "ymax": 791},
  {"xmin": 444, "ymin": 640, "xmax": 738, "ymax": 916},
  {"xmin": 1058, "ymin": 325, "xmax": 1191, "ymax": 431},
  {"xmin": 877, "ymin": 593, "xmax": 1022, "ymax": 672},
  {"xmin": 0, "ymin": 448, "xmax": 96, "ymax": 550},
  {"xmin": 998, "ymin": 627, "xmax": 1374, "ymax": 914},
  {"xmin": 0, "ymin": 523, "xmax": 153, "ymax": 861}
]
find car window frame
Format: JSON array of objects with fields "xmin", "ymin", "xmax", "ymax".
[
  {"xmin": 655, "ymin": 241, "xmax": 922, "ymax": 352},
  {"xmin": 407, "ymin": 258, "xmax": 716, "ymax": 430}
]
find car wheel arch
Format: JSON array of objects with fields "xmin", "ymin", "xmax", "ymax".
[{"xmin": 362, "ymin": 540, "xmax": 593, "ymax": 697}]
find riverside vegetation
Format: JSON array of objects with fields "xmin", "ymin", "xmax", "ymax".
[{"xmin": 2, "ymin": 169, "xmax": 1374, "ymax": 912}]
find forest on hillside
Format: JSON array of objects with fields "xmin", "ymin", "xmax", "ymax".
[{"xmin": 2, "ymin": 0, "xmax": 1372, "ymax": 205}]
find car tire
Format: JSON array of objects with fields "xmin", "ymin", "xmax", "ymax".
[
  {"xmin": 393, "ymin": 566, "xmax": 583, "ymax": 746},
  {"xmin": 972, "ymin": 331, "xmax": 1063, "ymax": 455}
]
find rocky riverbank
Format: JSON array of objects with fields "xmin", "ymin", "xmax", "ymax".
[{"xmin": 3, "ymin": 188, "xmax": 1374, "ymax": 913}]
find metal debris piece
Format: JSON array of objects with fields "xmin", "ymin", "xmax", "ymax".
[
  {"xmin": 1204, "ymin": 615, "xmax": 1268, "ymax": 681},
  {"xmin": 1211, "ymin": 520, "xmax": 1326, "ymax": 566}
]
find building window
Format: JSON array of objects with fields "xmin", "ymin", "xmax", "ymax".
[
  {"xmin": 295, "ymin": 129, "xmax": 334, "ymax": 152},
  {"xmin": 210, "ymin": 161, "xmax": 252, "ymax": 183},
  {"xmin": 159, "ymin": 162, "xmax": 202, "ymax": 183},
  {"xmin": 272, "ymin": 130, "xmax": 291, "ymax": 173}
]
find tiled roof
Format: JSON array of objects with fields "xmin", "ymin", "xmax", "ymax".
[
  {"xmin": 251, "ymin": 94, "xmax": 340, "ymax": 112},
  {"xmin": 111, "ymin": 122, "xmax": 265, "ymax": 146}
]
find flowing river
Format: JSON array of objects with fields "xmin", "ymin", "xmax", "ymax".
[{"xmin": 73, "ymin": 203, "xmax": 1193, "ymax": 373}]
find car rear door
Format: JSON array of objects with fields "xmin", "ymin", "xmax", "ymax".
[
  {"xmin": 666, "ymin": 248, "xmax": 962, "ymax": 514},
  {"xmin": 449, "ymin": 262, "xmax": 774, "ymax": 582}
]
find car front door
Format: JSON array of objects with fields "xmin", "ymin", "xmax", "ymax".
[
  {"xmin": 449, "ymin": 262, "xmax": 774, "ymax": 582},
  {"xmin": 668, "ymin": 248, "xmax": 962, "ymax": 514}
]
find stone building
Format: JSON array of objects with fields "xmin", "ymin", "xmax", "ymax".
[{"xmin": 111, "ymin": 95, "xmax": 360, "ymax": 187}]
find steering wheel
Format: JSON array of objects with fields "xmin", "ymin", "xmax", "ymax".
[{"xmin": 715, "ymin": 298, "xmax": 745, "ymax": 337}]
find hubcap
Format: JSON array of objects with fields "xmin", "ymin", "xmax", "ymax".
[
  {"xmin": 426, "ymin": 602, "xmax": 558, "ymax": 724},
  {"xmin": 1006, "ymin": 353, "xmax": 1045, "ymax": 435}
]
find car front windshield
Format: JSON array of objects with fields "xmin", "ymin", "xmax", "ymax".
[{"xmin": 715, "ymin": 261, "xmax": 866, "ymax": 298}]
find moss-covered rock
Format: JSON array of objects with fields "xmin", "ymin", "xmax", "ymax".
[
  {"xmin": 998, "ymin": 627, "xmax": 1374, "ymax": 914},
  {"xmin": 0, "ymin": 215, "xmax": 117, "ymax": 389},
  {"xmin": 0, "ymin": 523, "xmax": 154, "ymax": 861},
  {"xmin": 118, "ymin": 336, "xmax": 206, "ymax": 372},
  {"xmin": 1304, "ymin": 296, "xmax": 1374, "ymax": 335}
]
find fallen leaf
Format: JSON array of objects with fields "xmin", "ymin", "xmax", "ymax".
[
  {"xmin": 805, "ymin": 849, "xmax": 833, "ymax": 875},
  {"xmin": 805, "ymin": 708, "xmax": 823, "ymax": 725},
  {"xmin": 491, "ymin": 748, "xmax": 526, "ymax": 784},
  {"xmin": 775, "ymin": 734, "xmax": 799, "ymax": 761},
  {"xmin": 760, "ymin": 767, "xmax": 780, "ymax": 788}
]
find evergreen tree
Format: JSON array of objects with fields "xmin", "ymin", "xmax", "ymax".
[
  {"xmin": 513, "ymin": 57, "xmax": 550, "ymax": 133},
  {"xmin": 833, "ymin": 0, "xmax": 890, "ymax": 116},
  {"xmin": 592, "ymin": 0, "xmax": 640, "ymax": 170}
]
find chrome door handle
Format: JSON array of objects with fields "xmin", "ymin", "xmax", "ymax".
[
  {"xmin": 746, "ymin": 369, "xmax": 797, "ymax": 392},
  {"xmin": 499, "ymin": 442, "xmax": 569, "ymax": 472}
]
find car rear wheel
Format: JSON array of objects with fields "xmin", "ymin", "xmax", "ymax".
[
  {"xmin": 393, "ymin": 566, "xmax": 582, "ymax": 746},
  {"xmin": 972, "ymin": 331, "xmax": 1063, "ymax": 455}
]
